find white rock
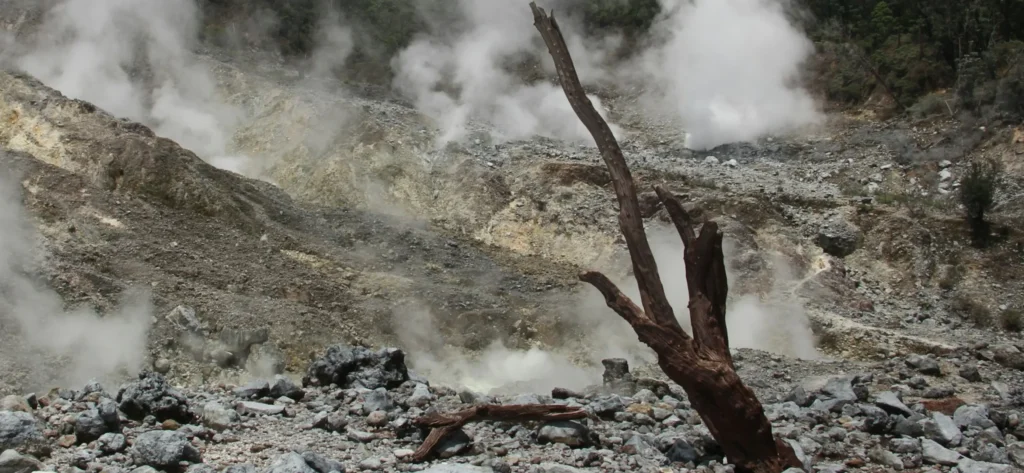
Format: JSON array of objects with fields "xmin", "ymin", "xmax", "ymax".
[{"xmin": 703, "ymin": 156, "xmax": 719, "ymax": 165}]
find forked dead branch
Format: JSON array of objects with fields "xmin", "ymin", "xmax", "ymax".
[{"xmin": 529, "ymin": 3, "xmax": 799, "ymax": 472}]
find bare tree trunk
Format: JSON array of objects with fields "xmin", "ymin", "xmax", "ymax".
[{"xmin": 529, "ymin": 4, "xmax": 799, "ymax": 473}]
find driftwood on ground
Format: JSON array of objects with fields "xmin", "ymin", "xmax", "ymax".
[{"xmin": 411, "ymin": 404, "xmax": 587, "ymax": 462}]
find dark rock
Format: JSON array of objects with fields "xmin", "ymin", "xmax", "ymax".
[
  {"xmin": 303, "ymin": 345, "xmax": 409, "ymax": 390},
  {"xmin": 893, "ymin": 414, "xmax": 926, "ymax": 437},
  {"xmin": 601, "ymin": 358, "xmax": 635, "ymax": 395},
  {"xmin": 0, "ymin": 411, "xmax": 41, "ymax": 451},
  {"xmin": 74, "ymin": 409, "xmax": 112, "ymax": 443},
  {"xmin": 665, "ymin": 439, "xmax": 699, "ymax": 464},
  {"xmin": 233, "ymin": 381, "xmax": 270, "ymax": 399},
  {"xmin": 131, "ymin": 430, "xmax": 201, "ymax": 468},
  {"xmin": 97, "ymin": 432, "xmax": 127, "ymax": 454},
  {"xmin": 301, "ymin": 451, "xmax": 346, "ymax": 473},
  {"xmin": 784, "ymin": 386, "xmax": 814, "ymax": 407},
  {"xmin": 861, "ymin": 405, "xmax": 891, "ymax": 434},
  {"xmin": 436, "ymin": 429, "xmax": 472, "ymax": 459},
  {"xmin": 960, "ymin": 365, "xmax": 983, "ymax": 382},
  {"xmin": 815, "ymin": 220, "xmax": 861, "ymax": 257},
  {"xmin": 906, "ymin": 355, "xmax": 942, "ymax": 376},
  {"xmin": 874, "ymin": 391, "xmax": 914, "ymax": 417},
  {"xmin": 269, "ymin": 376, "xmax": 304, "ymax": 401},
  {"xmin": 116, "ymin": 371, "xmax": 194, "ymax": 423},
  {"xmin": 586, "ymin": 396, "xmax": 624, "ymax": 418},
  {"xmin": 536, "ymin": 421, "xmax": 590, "ymax": 447}
]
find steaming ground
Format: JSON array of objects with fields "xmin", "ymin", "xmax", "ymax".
[{"xmin": 0, "ymin": 0, "xmax": 1022, "ymax": 404}]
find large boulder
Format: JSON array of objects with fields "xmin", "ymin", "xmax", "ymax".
[
  {"xmin": 303, "ymin": 345, "xmax": 409, "ymax": 390},
  {"xmin": 116, "ymin": 371, "xmax": 194, "ymax": 423},
  {"xmin": 131, "ymin": 430, "xmax": 201, "ymax": 469},
  {"xmin": 815, "ymin": 219, "xmax": 862, "ymax": 258},
  {"xmin": 0, "ymin": 412, "xmax": 41, "ymax": 451}
]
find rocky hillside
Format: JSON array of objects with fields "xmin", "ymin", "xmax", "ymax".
[{"xmin": 1, "ymin": 1, "xmax": 1024, "ymax": 472}]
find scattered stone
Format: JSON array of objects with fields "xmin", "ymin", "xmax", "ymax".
[
  {"xmin": 269, "ymin": 375, "xmax": 304, "ymax": 401},
  {"xmin": 954, "ymin": 404, "xmax": 996, "ymax": 430},
  {"xmin": 237, "ymin": 401, "xmax": 285, "ymax": 416},
  {"xmin": 0, "ymin": 411, "xmax": 41, "ymax": 451},
  {"xmin": 202, "ymin": 401, "xmax": 240, "ymax": 431},
  {"xmin": 0, "ymin": 397, "xmax": 29, "ymax": 414},
  {"xmin": 304, "ymin": 345, "xmax": 409, "ymax": 390},
  {"xmin": 407, "ymin": 384, "xmax": 434, "ymax": 407},
  {"xmin": 921, "ymin": 438, "xmax": 961, "ymax": 466},
  {"xmin": 665, "ymin": 439, "xmax": 699, "ymax": 464},
  {"xmin": 366, "ymin": 411, "xmax": 388, "ymax": 427},
  {"xmin": 131, "ymin": 430, "xmax": 201, "ymax": 468},
  {"xmin": 922, "ymin": 412, "xmax": 962, "ymax": 446},
  {"xmin": 234, "ymin": 381, "xmax": 270, "ymax": 399},
  {"xmin": 265, "ymin": 452, "xmax": 316, "ymax": 473},
  {"xmin": 815, "ymin": 220, "xmax": 861, "ymax": 258},
  {"xmin": 906, "ymin": 355, "xmax": 942, "ymax": 376},
  {"xmin": 601, "ymin": 359, "xmax": 635, "ymax": 396},
  {"xmin": 301, "ymin": 451, "xmax": 345, "ymax": 473},
  {"xmin": 869, "ymin": 446, "xmax": 904, "ymax": 470},
  {"xmin": 536, "ymin": 421, "xmax": 589, "ymax": 447},
  {"xmin": 956, "ymin": 458, "xmax": 1014, "ymax": 473},
  {"xmin": 97, "ymin": 433, "xmax": 127, "ymax": 454},
  {"xmin": 436, "ymin": 429, "xmax": 472, "ymax": 458},
  {"xmin": 960, "ymin": 365, "xmax": 983, "ymax": 382},
  {"xmin": 116, "ymin": 371, "xmax": 194, "ymax": 423},
  {"xmin": 0, "ymin": 449, "xmax": 42, "ymax": 473},
  {"xmin": 875, "ymin": 391, "xmax": 914, "ymax": 416}
]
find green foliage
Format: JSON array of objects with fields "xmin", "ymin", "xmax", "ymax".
[
  {"xmin": 959, "ymin": 159, "xmax": 1001, "ymax": 246},
  {"xmin": 909, "ymin": 93, "xmax": 950, "ymax": 119},
  {"xmin": 582, "ymin": 0, "xmax": 661, "ymax": 36},
  {"xmin": 953, "ymin": 293, "xmax": 992, "ymax": 327}
]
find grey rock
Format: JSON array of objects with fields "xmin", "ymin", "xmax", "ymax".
[
  {"xmin": 601, "ymin": 358, "xmax": 635, "ymax": 395},
  {"xmin": 166, "ymin": 305, "xmax": 202, "ymax": 332},
  {"xmin": 223, "ymin": 464, "xmax": 257, "ymax": 473},
  {"xmin": 922, "ymin": 412, "xmax": 962, "ymax": 446},
  {"xmin": 358, "ymin": 457, "xmax": 381, "ymax": 471},
  {"xmin": 974, "ymin": 443, "xmax": 1009, "ymax": 464},
  {"xmin": 860, "ymin": 404, "xmax": 891, "ymax": 434},
  {"xmin": 921, "ymin": 438, "xmax": 961, "ymax": 466},
  {"xmin": 406, "ymin": 384, "xmax": 433, "ymax": 407},
  {"xmin": 960, "ymin": 365, "xmax": 983, "ymax": 382},
  {"xmin": 366, "ymin": 411, "xmax": 388, "ymax": 427},
  {"xmin": 234, "ymin": 380, "xmax": 271, "ymax": 399},
  {"xmin": 889, "ymin": 438, "xmax": 921, "ymax": 454},
  {"xmin": 586, "ymin": 396, "xmax": 624, "ymax": 417},
  {"xmin": 237, "ymin": 401, "xmax": 285, "ymax": 416},
  {"xmin": 869, "ymin": 446, "xmax": 903, "ymax": 470},
  {"xmin": 202, "ymin": 401, "xmax": 239, "ymax": 431},
  {"xmin": 815, "ymin": 220, "xmax": 861, "ymax": 257},
  {"xmin": 893, "ymin": 413, "xmax": 927, "ymax": 437},
  {"xmin": 303, "ymin": 345, "xmax": 409, "ymax": 390},
  {"xmin": 820, "ymin": 376, "xmax": 857, "ymax": 402},
  {"xmin": 436, "ymin": 429, "xmax": 472, "ymax": 459},
  {"xmin": 301, "ymin": 451, "xmax": 345, "ymax": 473},
  {"xmin": 263, "ymin": 453, "xmax": 316, "ymax": 473},
  {"xmin": 954, "ymin": 405, "xmax": 996, "ymax": 430},
  {"xmin": 784, "ymin": 386, "xmax": 814, "ymax": 407},
  {"xmin": 956, "ymin": 458, "xmax": 1014, "ymax": 473},
  {"xmin": 75, "ymin": 409, "xmax": 111, "ymax": 443},
  {"xmin": 923, "ymin": 387, "xmax": 955, "ymax": 399},
  {"xmin": 906, "ymin": 355, "xmax": 942, "ymax": 376},
  {"xmin": 0, "ymin": 411, "xmax": 41, "ymax": 451},
  {"xmin": 218, "ymin": 328, "xmax": 269, "ymax": 357},
  {"xmin": 0, "ymin": 449, "xmax": 43, "ymax": 473},
  {"xmin": 874, "ymin": 391, "xmax": 914, "ymax": 417},
  {"xmin": 131, "ymin": 430, "xmax": 201, "ymax": 468},
  {"xmin": 1008, "ymin": 442, "xmax": 1024, "ymax": 467},
  {"xmin": 269, "ymin": 375, "xmax": 304, "ymax": 401},
  {"xmin": 131, "ymin": 467, "xmax": 161, "ymax": 473},
  {"xmin": 116, "ymin": 371, "xmax": 194, "ymax": 423},
  {"xmin": 784, "ymin": 438, "xmax": 811, "ymax": 471},
  {"xmin": 97, "ymin": 432, "xmax": 127, "ymax": 454},
  {"xmin": 665, "ymin": 439, "xmax": 698, "ymax": 464},
  {"xmin": 361, "ymin": 389, "xmax": 393, "ymax": 414},
  {"xmin": 536, "ymin": 421, "xmax": 590, "ymax": 447}
]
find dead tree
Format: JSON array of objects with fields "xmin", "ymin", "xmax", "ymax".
[{"xmin": 530, "ymin": 3, "xmax": 799, "ymax": 473}]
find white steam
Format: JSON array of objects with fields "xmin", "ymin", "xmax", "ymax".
[
  {"xmin": 391, "ymin": 0, "xmax": 620, "ymax": 145},
  {"xmin": 395, "ymin": 225, "xmax": 819, "ymax": 395},
  {"xmin": 0, "ymin": 165, "xmax": 152, "ymax": 392},
  {"xmin": 637, "ymin": 0, "xmax": 822, "ymax": 149},
  {"xmin": 3, "ymin": 0, "xmax": 253, "ymax": 174}
]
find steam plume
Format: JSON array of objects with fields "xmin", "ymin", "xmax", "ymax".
[
  {"xmin": 0, "ymin": 163, "xmax": 152, "ymax": 392},
  {"xmin": 638, "ymin": 0, "xmax": 822, "ymax": 149}
]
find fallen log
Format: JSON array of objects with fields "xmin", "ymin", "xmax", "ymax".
[
  {"xmin": 411, "ymin": 404, "xmax": 587, "ymax": 462},
  {"xmin": 529, "ymin": 3, "xmax": 799, "ymax": 472}
]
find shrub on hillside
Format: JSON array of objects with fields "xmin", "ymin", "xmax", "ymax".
[{"xmin": 958, "ymin": 159, "xmax": 1001, "ymax": 246}]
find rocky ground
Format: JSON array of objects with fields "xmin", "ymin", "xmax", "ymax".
[
  {"xmin": 1, "ymin": 2, "xmax": 1024, "ymax": 472},
  {"xmin": 3, "ymin": 344, "xmax": 1024, "ymax": 473}
]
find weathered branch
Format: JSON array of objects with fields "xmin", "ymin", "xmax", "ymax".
[
  {"xmin": 530, "ymin": 2, "xmax": 679, "ymax": 331},
  {"xmin": 530, "ymin": 3, "xmax": 796, "ymax": 472},
  {"xmin": 411, "ymin": 404, "xmax": 587, "ymax": 462}
]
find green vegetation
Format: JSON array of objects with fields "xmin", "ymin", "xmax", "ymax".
[
  {"xmin": 959, "ymin": 159, "xmax": 1001, "ymax": 246},
  {"xmin": 1001, "ymin": 308, "xmax": 1023, "ymax": 332},
  {"xmin": 197, "ymin": 0, "xmax": 1024, "ymax": 117}
]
